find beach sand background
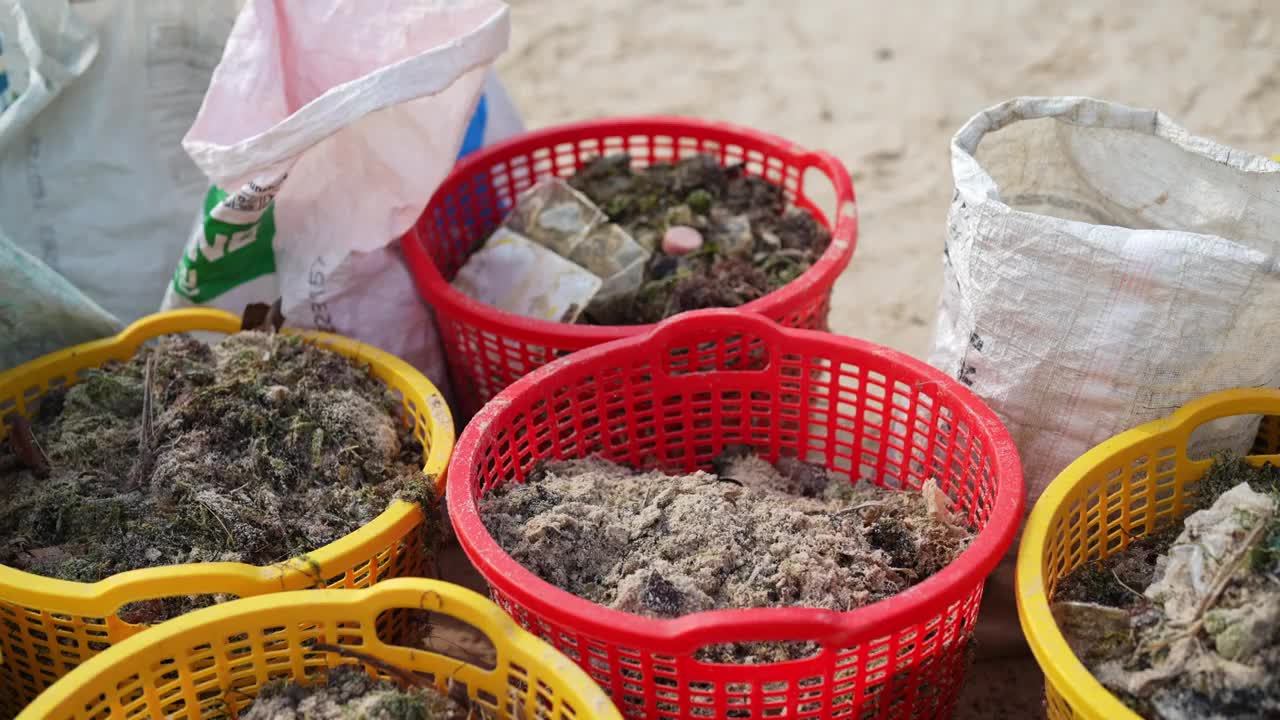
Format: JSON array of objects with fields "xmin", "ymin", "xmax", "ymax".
[
  {"xmin": 499, "ymin": 0, "xmax": 1280, "ymax": 357},
  {"xmin": 486, "ymin": 1, "xmax": 1280, "ymax": 717}
]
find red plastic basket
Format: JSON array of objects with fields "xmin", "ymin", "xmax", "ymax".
[
  {"xmin": 448, "ymin": 310, "xmax": 1024, "ymax": 720},
  {"xmin": 402, "ymin": 116, "xmax": 857, "ymax": 421}
]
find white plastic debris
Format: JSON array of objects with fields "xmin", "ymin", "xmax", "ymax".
[
  {"xmin": 504, "ymin": 178, "xmax": 605, "ymax": 256},
  {"xmin": 452, "ymin": 228, "xmax": 601, "ymax": 323},
  {"xmin": 1145, "ymin": 481, "xmax": 1274, "ymax": 625},
  {"xmin": 571, "ymin": 222, "xmax": 650, "ymax": 306},
  {"xmin": 494, "ymin": 177, "xmax": 651, "ymax": 321}
]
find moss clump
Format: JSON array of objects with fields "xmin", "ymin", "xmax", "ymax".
[
  {"xmin": 1055, "ymin": 523, "xmax": 1185, "ymax": 608},
  {"xmin": 0, "ymin": 332, "xmax": 435, "ymax": 622},
  {"xmin": 243, "ymin": 666, "xmax": 462, "ymax": 720},
  {"xmin": 1195, "ymin": 454, "xmax": 1280, "ymax": 506},
  {"xmin": 567, "ymin": 153, "xmax": 832, "ymax": 325}
]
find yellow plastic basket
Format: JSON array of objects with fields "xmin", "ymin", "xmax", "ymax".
[
  {"xmin": 1017, "ymin": 388, "xmax": 1280, "ymax": 719},
  {"xmin": 0, "ymin": 309, "xmax": 455, "ymax": 715},
  {"xmin": 16, "ymin": 578, "xmax": 622, "ymax": 720}
]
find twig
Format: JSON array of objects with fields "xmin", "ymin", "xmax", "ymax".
[
  {"xmin": 1139, "ymin": 621, "xmax": 1198, "ymax": 660},
  {"xmin": 311, "ymin": 642, "xmax": 427, "ymax": 689},
  {"xmin": 8, "ymin": 416, "xmax": 51, "ymax": 478},
  {"xmin": 314, "ymin": 639, "xmax": 494, "ymax": 719},
  {"xmin": 197, "ymin": 498, "xmax": 236, "ymax": 547},
  {"xmin": 837, "ymin": 501, "xmax": 887, "ymax": 516},
  {"xmin": 1137, "ymin": 511, "xmax": 1273, "ymax": 658},
  {"xmin": 1110, "ymin": 568, "xmax": 1146, "ymax": 602},
  {"xmin": 129, "ymin": 356, "xmax": 157, "ymax": 488},
  {"xmin": 140, "ymin": 355, "xmax": 155, "ymax": 453}
]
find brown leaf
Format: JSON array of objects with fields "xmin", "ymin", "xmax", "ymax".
[{"xmin": 8, "ymin": 416, "xmax": 51, "ymax": 479}]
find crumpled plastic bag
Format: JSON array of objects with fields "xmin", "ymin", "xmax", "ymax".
[
  {"xmin": 1145, "ymin": 482, "xmax": 1274, "ymax": 624},
  {"xmin": 464, "ymin": 178, "xmax": 649, "ymax": 321},
  {"xmin": 161, "ymin": 0, "xmax": 514, "ymax": 394},
  {"xmin": 0, "ymin": 0, "xmax": 521, "ymax": 338},
  {"xmin": 1065, "ymin": 482, "xmax": 1280, "ymax": 718},
  {"xmin": 452, "ymin": 228, "xmax": 601, "ymax": 322},
  {"xmin": 0, "ymin": 0, "xmax": 237, "ymax": 324}
]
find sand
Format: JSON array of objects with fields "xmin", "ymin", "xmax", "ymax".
[
  {"xmin": 492, "ymin": 2, "xmax": 1280, "ymax": 716},
  {"xmin": 498, "ymin": 0, "xmax": 1280, "ymax": 358}
]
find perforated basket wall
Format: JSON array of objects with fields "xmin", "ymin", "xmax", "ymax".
[
  {"xmin": 1017, "ymin": 389, "xmax": 1280, "ymax": 720},
  {"xmin": 0, "ymin": 310, "xmax": 454, "ymax": 715},
  {"xmin": 447, "ymin": 310, "xmax": 1023, "ymax": 720},
  {"xmin": 402, "ymin": 116, "xmax": 858, "ymax": 421},
  {"xmin": 16, "ymin": 579, "xmax": 622, "ymax": 720}
]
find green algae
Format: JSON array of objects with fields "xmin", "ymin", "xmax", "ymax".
[
  {"xmin": 0, "ymin": 332, "xmax": 436, "ymax": 623},
  {"xmin": 567, "ymin": 153, "xmax": 831, "ymax": 325}
]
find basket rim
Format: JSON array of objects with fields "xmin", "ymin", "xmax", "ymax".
[
  {"xmin": 447, "ymin": 309, "xmax": 1025, "ymax": 657},
  {"xmin": 1016, "ymin": 387, "xmax": 1280, "ymax": 720},
  {"xmin": 0, "ymin": 308, "xmax": 454, "ymax": 616},
  {"xmin": 16, "ymin": 578, "xmax": 624, "ymax": 720},
  {"xmin": 401, "ymin": 115, "xmax": 858, "ymax": 348}
]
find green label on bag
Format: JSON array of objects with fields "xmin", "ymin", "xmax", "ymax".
[{"xmin": 171, "ymin": 185, "xmax": 278, "ymax": 303}]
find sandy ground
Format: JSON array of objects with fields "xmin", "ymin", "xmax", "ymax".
[
  {"xmin": 498, "ymin": 0, "xmax": 1280, "ymax": 358},
  {"xmin": 492, "ymin": 1, "xmax": 1280, "ymax": 717}
]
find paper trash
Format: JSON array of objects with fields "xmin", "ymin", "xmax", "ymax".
[{"xmin": 452, "ymin": 228, "xmax": 601, "ymax": 323}]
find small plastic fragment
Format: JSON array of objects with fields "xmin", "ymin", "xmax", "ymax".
[
  {"xmin": 662, "ymin": 226, "xmax": 704, "ymax": 256},
  {"xmin": 503, "ymin": 178, "xmax": 605, "ymax": 256},
  {"xmin": 571, "ymin": 223, "xmax": 650, "ymax": 314},
  {"xmin": 451, "ymin": 228, "xmax": 601, "ymax": 323}
]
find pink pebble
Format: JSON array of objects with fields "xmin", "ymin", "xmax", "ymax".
[{"xmin": 662, "ymin": 225, "xmax": 703, "ymax": 256}]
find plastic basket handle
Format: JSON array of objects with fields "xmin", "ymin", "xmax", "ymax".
[
  {"xmin": 22, "ymin": 551, "xmax": 394, "ymax": 623},
  {"xmin": 641, "ymin": 308, "xmax": 798, "ymax": 377},
  {"xmin": 50, "ymin": 562, "xmax": 285, "ymax": 620},
  {"xmin": 656, "ymin": 606, "xmax": 956, "ymax": 667},
  {"xmin": 1167, "ymin": 388, "xmax": 1280, "ymax": 440},
  {"xmin": 118, "ymin": 308, "xmax": 243, "ymax": 341},
  {"xmin": 800, "ymin": 149, "xmax": 858, "ymax": 244},
  {"xmin": 344, "ymin": 579, "xmax": 518, "ymax": 666}
]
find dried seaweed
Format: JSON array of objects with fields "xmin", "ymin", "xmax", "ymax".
[
  {"xmin": 568, "ymin": 154, "xmax": 831, "ymax": 325},
  {"xmin": 0, "ymin": 332, "xmax": 435, "ymax": 621},
  {"xmin": 481, "ymin": 454, "xmax": 972, "ymax": 663},
  {"xmin": 242, "ymin": 666, "xmax": 466, "ymax": 720}
]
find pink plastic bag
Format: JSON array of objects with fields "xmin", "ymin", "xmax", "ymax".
[{"xmin": 164, "ymin": 0, "xmax": 511, "ymax": 395}]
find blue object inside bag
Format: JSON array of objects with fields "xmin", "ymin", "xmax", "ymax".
[{"xmin": 457, "ymin": 94, "xmax": 488, "ymax": 160}]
